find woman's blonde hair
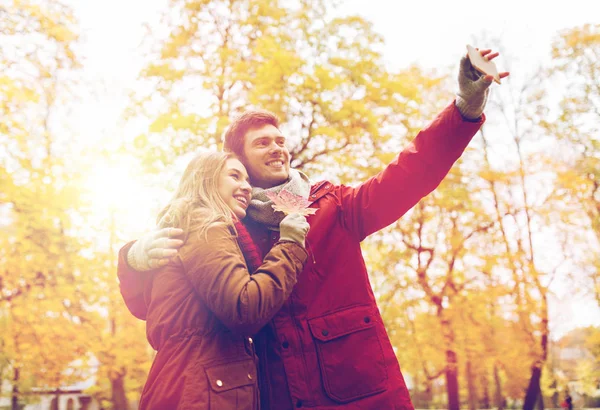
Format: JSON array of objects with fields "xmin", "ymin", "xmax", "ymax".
[{"xmin": 157, "ymin": 151, "xmax": 237, "ymax": 241}]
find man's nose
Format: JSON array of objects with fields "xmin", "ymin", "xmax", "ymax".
[{"xmin": 268, "ymin": 141, "xmax": 283, "ymax": 154}]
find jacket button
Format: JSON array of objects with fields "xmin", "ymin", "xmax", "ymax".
[
  {"xmin": 216, "ymin": 380, "xmax": 223, "ymax": 387},
  {"xmin": 364, "ymin": 317, "xmax": 371, "ymax": 323},
  {"xmin": 282, "ymin": 341, "xmax": 289, "ymax": 349},
  {"xmin": 247, "ymin": 373, "xmax": 253, "ymax": 380},
  {"xmin": 310, "ymin": 194, "xmax": 315, "ymax": 199},
  {"xmin": 248, "ymin": 337, "xmax": 253, "ymax": 344},
  {"xmin": 321, "ymin": 329, "xmax": 329, "ymax": 336}
]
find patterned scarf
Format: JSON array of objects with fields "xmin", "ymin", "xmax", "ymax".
[
  {"xmin": 247, "ymin": 169, "xmax": 311, "ymax": 231},
  {"xmin": 234, "ymin": 219, "xmax": 263, "ymax": 273}
]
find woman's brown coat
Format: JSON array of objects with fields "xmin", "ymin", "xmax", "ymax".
[{"xmin": 136, "ymin": 222, "xmax": 306, "ymax": 410}]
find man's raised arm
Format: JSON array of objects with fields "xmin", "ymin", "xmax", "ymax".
[{"xmin": 338, "ymin": 47, "xmax": 509, "ymax": 240}]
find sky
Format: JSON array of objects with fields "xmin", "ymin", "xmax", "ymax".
[
  {"xmin": 64, "ymin": 0, "xmax": 600, "ymax": 337},
  {"xmin": 72, "ymin": 0, "xmax": 600, "ymax": 84},
  {"xmin": 343, "ymin": 0, "xmax": 599, "ymax": 69}
]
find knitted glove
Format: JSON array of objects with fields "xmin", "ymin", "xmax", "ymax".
[
  {"xmin": 126, "ymin": 228, "xmax": 183, "ymax": 271},
  {"xmin": 279, "ymin": 213, "xmax": 310, "ymax": 248},
  {"xmin": 455, "ymin": 54, "xmax": 493, "ymax": 120}
]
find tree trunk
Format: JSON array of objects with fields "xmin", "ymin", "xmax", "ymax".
[
  {"xmin": 422, "ymin": 377, "xmax": 434, "ymax": 408},
  {"xmin": 523, "ymin": 366, "xmax": 543, "ymax": 410},
  {"xmin": 439, "ymin": 308, "xmax": 460, "ymax": 410},
  {"xmin": 11, "ymin": 367, "xmax": 19, "ymax": 410},
  {"xmin": 465, "ymin": 356, "xmax": 477, "ymax": 410},
  {"xmin": 524, "ymin": 311, "xmax": 549, "ymax": 410},
  {"xmin": 494, "ymin": 363, "xmax": 505, "ymax": 410},
  {"xmin": 482, "ymin": 367, "xmax": 490, "ymax": 409},
  {"xmin": 537, "ymin": 383, "xmax": 545, "ymax": 410},
  {"xmin": 445, "ymin": 349, "xmax": 460, "ymax": 410},
  {"xmin": 111, "ymin": 373, "xmax": 129, "ymax": 410}
]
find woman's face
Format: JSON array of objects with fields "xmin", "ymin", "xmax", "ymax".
[{"xmin": 217, "ymin": 158, "xmax": 252, "ymax": 219}]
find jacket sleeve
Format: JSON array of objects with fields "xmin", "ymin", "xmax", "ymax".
[
  {"xmin": 339, "ymin": 100, "xmax": 484, "ymax": 241},
  {"xmin": 117, "ymin": 241, "xmax": 149, "ymax": 320},
  {"xmin": 180, "ymin": 225, "xmax": 307, "ymax": 336}
]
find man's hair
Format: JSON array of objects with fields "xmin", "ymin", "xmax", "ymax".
[{"xmin": 223, "ymin": 109, "xmax": 280, "ymax": 157}]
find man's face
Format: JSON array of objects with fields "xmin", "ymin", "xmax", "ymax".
[{"xmin": 242, "ymin": 124, "xmax": 290, "ymax": 188}]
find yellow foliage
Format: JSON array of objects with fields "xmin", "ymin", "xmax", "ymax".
[{"xmin": 1, "ymin": 0, "xmax": 597, "ymax": 408}]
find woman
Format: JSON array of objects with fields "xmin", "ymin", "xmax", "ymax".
[{"xmin": 139, "ymin": 151, "xmax": 309, "ymax": 410}]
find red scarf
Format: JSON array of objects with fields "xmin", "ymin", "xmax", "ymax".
[{"xmin": 234, "ymin": 219, "xmax": 263, "ymax": 273}]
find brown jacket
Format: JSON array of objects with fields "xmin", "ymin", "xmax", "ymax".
[{"xmin": 133, "ymin": 222, "xmax": 307, "ymax": 410}]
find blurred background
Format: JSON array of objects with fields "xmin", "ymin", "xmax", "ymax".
[{"xmin": 0, "ymin": 0, "xmax": 599, "ymax": 409}]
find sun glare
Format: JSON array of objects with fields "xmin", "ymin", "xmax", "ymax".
[{"xmin": 84, "ymin": 161, "xmax": 157, "ymax": 235}]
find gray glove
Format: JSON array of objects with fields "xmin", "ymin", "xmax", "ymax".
[
  {"xmin": 279, "ymin": 213, "xmax": 310, "ymax": 248},
  {"xmin": 455, "ymin": 54, "xmax": 493, "ymax": 120},
  {"xmin": 127, "ymin": 227, "xmax": 184, "ymax": 271}
]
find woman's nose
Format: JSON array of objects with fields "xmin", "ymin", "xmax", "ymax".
[{"xmin": 241, "ymin": 180, "xmax": 252, "ymax": 192}]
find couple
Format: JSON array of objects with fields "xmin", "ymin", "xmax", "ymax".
[{"xmin": 118, "ymin": 49, "xmax": 509, "ymax": 409}]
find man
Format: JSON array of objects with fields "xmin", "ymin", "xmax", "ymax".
[
  {"xmin": 118, "ymin": 49, "xmax": 509, "ymax": 409},
  {"xmin": 565, "ymin": 392, "xmax": 573, "ymax": 410}
]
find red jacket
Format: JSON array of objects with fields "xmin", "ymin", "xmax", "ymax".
[{"xmin": 118, "ymin": 101, "xmax": 484, "ymax": 409}]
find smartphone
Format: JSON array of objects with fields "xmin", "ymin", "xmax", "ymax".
[{"xmin": 466, "ymin": 45, "xmax": 501, "ymax": 84}]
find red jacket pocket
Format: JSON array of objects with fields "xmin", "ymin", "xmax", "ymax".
[{"xmin": 308, "ymin": 305, "xmax": 388, "ymax": 403}]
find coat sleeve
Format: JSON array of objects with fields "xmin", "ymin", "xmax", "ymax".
[
  {"xmin": 339, "ymin": 101, "xmax": 484, "ymax": 241},
  {"xmin": 117, "ymin": 241, "xmax": 149, "ymax": 320},
  {"xmin": 180, "ymin": 224, "xmax": 307, "ymax": 336}
]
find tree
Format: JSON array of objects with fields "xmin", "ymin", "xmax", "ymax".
[
  {"xmin": 0, "ymin": 3, "xmax": 151, "ymax": 409},
  {"xmin": 79, "ymin": 157, "xmax": 155, "ymax": 409},
  {"xmin": 368, "ymin": 151, "xmax": 501, "ymax": 409},
  {"xmin": 544, "ymin": 24, "xmax": 600, "ymax": 306},
  {"xmin": 477, "ymin": 41, "xmax": 574, "ymax": 408},
  {"xmin": 0, "ymin": 1, "xmax": 89, "ymax": 408},
  {"xmin": 127, "ymin": 0, "xmax": 428, "ymax": 184}
]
